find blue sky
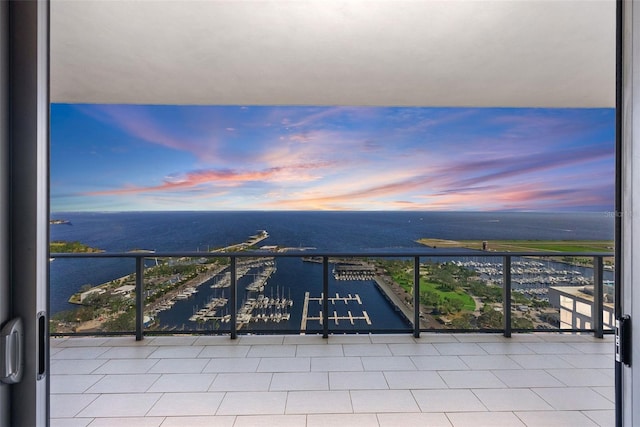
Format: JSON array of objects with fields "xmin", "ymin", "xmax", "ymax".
[{"xmin": 50, "ymin": 105, "xmax": 614, "ymax": 212}]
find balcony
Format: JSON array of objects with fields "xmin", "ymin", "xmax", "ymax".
[
  {"xmin": 48, "ymin": 250, "xmax": 615, "ymax": 425},
  {"xmin": 50, "ymin": 250, "xmax": 614, "ymax": 338},
  {"xmin": 51, "ymin": 333, "xmax": 614, "ymax": 426}
]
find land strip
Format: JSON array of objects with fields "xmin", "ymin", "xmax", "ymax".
[{"xmin": 417, "ymin": 238, "xmax": 614, "ymax": 253}]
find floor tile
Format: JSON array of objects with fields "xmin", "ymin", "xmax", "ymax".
[
  {"xmin": 326, "ymin": 335, "xmax": 372, "ymax": 344},
  {"xmin": 160, "ymin": 415, "xmax": 236, "ymax": 426},
  {"xmin": 202, "ymin": 357, "xmax": 260, "ymax": 373},
  {"xmin": 592, "ymin": 386, "xmax": 615, "ymax": 403},
  {"xmin": 311, "ymin": 356, "xmax": 363, "ymax": 372},
  {"xmin": 217, "ymin": 391, "xmax": 287, "ymax": 415},
  {"xmin": 209, "ymin": 372, "xmax": 273, "ymax": 391},
  {"xmin": 507, "ymin": 354, "xmax": 574, "ymax": 369},
  {"xmin": 50, "ymin": 374, "xmax": 104, "ymax": 394},
  {"xmin": 147, "ymin": 373, "xmax": 216, "ymax": 392},
  {"xmin": 459, "ymin": 355, "xmax": 523, "ymax": 370},
  {"xmin": 412, "ymin": 389, "xmax": 487, "ymax": 412},
  {"xmin": 50, "ymin": 359, "xmax": 108, "ymax": 375},
  {"xmin": 54, "ymin": 337, "xmax": 110, "ymax": 347},
  {"xmin": 76, "ymin": 393, "xmax": 162, "ymax": 418},
  {"xmin": 411, "ymin": 355, "xmax": 469, "ymax": 371},
  {"xmin": 538, "ymin": 334, "xmax": 590, "ymax": 343},
  {"xmin": 446, "ymin": 411, "xmax": 525, "ymax": 426},
  {"xmin": 147, "ymin": 336, "xmax": 198, "ymax": 346},
  {"xmin": 478, "ymin": 342, "xmax": 535, "ymax": 355},
  {"xmin": 50, "ymin": 394, "xmax": 99, "ymax": 418},
  {"xmin": 384, "ymin": 371, "xmax": 447, "ymax": 389},
  {"xmin": 329, "ymin": 371, "xmax": 388, "ymax": 390},
  {"xmin": 50, "ymin": 418, "xmax": 93, "ymax": 427},
  {"xmin": 491, "ymin": 369, "xmax": 564, "ymax": 388},
  {"xmin": 473, "ymin": 388, "xmax": 553, "ymax": 411},
  {"xmin": 247, "ymin": 344, "xmax": 297, "ymax": 358},
  {"xmin": 582, "ymin": 410, "xmax": 615, "ymax": 427},
  {"xmin": 285, "ymin": 390, "xmax": 352, "ymax": 414},
  {"xmin": 522, "ymin": 342, "xmax": 582, "ymax": 354},
  {"xmin": 197, "ymin": 345, "xmax": 250, "ymax": 358},
  {"xmin": 52, "ymin": 347, "xmax": 111, "ymax": 360},
  {"xmin": 87, "ymin": 417, "xmax": 165, "ymax": 426},
  {"xmin": 97, "ymin": 346, "xmax": 158, "ymax": 359},
  {"xmin": 238, "ymin": 335, "xmax": 285, "ymax": 345},
  {"xmin": 283, "ymin": 335, "xmax": 328, "ymax": 345},
  {"xmin": 377, "ymin": 412, "xmax": 453, "ymax": 427},
  {"xmin": 370, "ymin": 334, "xmax": 417, "ymax": 344},
  {"xmin": 307, "ymin": 413, "xmax": 378, "ymax": 427},
  {"xmin": 146, "ymin": 392, "xmax": 225, "ymax": 416},
  {"xmin": 85, "ymin": 373, "xmax": 160, "ymax": 393},
  {"xmin": 515, "ymin": 410, "xmax": 599, "ymax": 426},
  {"xmin": 270, "ymin": 372, "xmax": 329, "ymax": 391},
  {"xmin": 387, "ymin": 343, "xmax": 439, "ymax": 356},
  {"xmin": 439, "ymin": 371, "xmax": 505, "ymax": 389},
  {"xmin": 148, "ymin": 346, "xmax": 204, "ymax": 358},
  {"xmin": 557, "ymin": 354, "xmax": 613, "ymax": 369},
  {"xmin": 546, "ymin": 368, "xmax": 613, "ymax": 387},
  {"xmin": 454, "ymin": 334, "xmax": 508, "ymax": 343},
  {"xmin": 147, "ymin": 358, "xmax": 209, "ymax": 373},
  {"xmin": 434, "ymin": 343, "xmax": 488, "ymax": 356},
  {"xmin": 100, "ymin": 337, "xmax": 155, "ymax": 347},
  {"xmin": 351, "ymin": 389, "xmax": 420, "ymax": 413},
  {"xmin": 257, "ymin": 357, "xmax": 311, "ymax": 372},
  {"xmin": 361, "ymin": 356, "xmax": 416, "ymax": 371},
  {"xmin": 295, "ymin": 344, "xmax": 344, "ymax": 357},
  {"xmin": 414, "ymin": 334, "xmax": 459, "ymax": 343},
  {"xmin": 235, "ymin": 414, "xmax": 307, "ymax": 427},
  {"xmin": 192, "ymin": 335, "xmax": 239, "ymax": 346},
  {"xmin": 93, "ymin": 359, "xmax": 158, "ymax": 374},
  {"xmin": 532, "ymin": 387, "xmax": 614, "ymax": 410},
  {"xmin": 343, "ymin": 343, "xmax": 391, "ymax": 356},
  {"xmin": 568, "ymin": 342, "xmax": 615, "ymax": 354}
]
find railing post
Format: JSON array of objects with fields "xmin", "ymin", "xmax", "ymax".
[
  {"xmin": 593, "ymin": 256, "xmax": 604, "ymax": 339},
  {"xmin": 413, "ymin": 256, "xmax": 420, "ymax": 338},
  {"xmin": 230, "ymin": 256, "xmax": 237, "ymax": 339},
  {"xmin": 322, "ymin": 256, "xmax": 329, "ymax": 339},
  {"xmin": 135, "ymin": 256, "xmax": 144, "ymax": 341},
  {"xmin": 502, "ymin": 255, "xmax": 512, "ymax": 338}
]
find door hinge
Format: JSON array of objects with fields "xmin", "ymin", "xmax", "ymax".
[
  {"xmin": 615, "ymin": 315, "xmax": 631, "ymax": 367},
  {"xmin": 0, "ymin": 317, "xmax": 24, "ymax": 384}
]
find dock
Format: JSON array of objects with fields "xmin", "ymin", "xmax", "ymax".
[{"xmin": 300, "ymin": 292, "xmax": 372, "ymax": 333}]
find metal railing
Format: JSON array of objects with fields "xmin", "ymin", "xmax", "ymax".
[{"xmin": 50, "ymin": 250, "xmax": 614, "ymax": 340}]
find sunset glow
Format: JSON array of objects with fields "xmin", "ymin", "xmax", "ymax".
[{"xmin": 51, "ymin": 105, "xmax": 614, "ymax": 212}]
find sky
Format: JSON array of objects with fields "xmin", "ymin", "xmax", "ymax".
[{"xmin": 50, "ymin": 105, "xmax": 615, "ymax": 212}]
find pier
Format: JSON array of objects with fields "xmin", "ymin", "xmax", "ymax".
[{"xmin": 300, "ymin": 291, "xmax": 372, "ymax": 333}]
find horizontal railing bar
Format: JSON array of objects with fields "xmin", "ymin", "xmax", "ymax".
[{"xmin": 51, "ymin": 250, "xmax": 614, "ymax": 259}]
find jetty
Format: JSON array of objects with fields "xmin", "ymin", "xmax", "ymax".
[{"xmin": 300, "ymin": 291, "xmax": 372, "ymax": 333}]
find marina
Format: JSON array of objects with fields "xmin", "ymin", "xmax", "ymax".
[{"xmin": 300, "ymin": 291, "xmax": 372, "ymax": 333}]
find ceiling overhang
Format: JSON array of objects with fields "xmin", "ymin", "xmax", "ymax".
[{"xmin": 50, "ymin": 0, "xmax": 615, "ymax": 108}]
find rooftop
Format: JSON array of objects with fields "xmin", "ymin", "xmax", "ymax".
[{"xmin": 50, "ymin": 333, "xmax": 614, "ymax": 427}]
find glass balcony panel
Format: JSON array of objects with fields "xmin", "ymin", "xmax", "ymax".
[
  {"xmin": 325, "ymin": 257, "xmax": 412, "ymax": 334},
  {"xmin": 50, "ymin": 257, "xmax": 137, "ymax": 334},
  {"xmin": 50, "ymin": 251, "xmax": 613, "ymax": 338},
  {"xmin": 145, "ymin": 256, "xmax": 231, "ymax": 334}
]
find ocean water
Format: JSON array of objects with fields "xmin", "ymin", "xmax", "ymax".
[{"xmin": 49, "ymin": 211, "xmax": 614, "ymax": 331}]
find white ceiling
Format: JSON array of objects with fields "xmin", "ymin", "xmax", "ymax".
[{"xmin": 50, "ymin": 0, "xmax": 616, "ymax": 108}]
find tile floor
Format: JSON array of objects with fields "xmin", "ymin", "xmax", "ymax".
[{"xmin": 50, "ymin": 333, "xmax": 615, "ymax": 427}]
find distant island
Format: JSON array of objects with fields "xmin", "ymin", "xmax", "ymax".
[{"xmin": 50, "ymin": 241, "xmax": 103, "ymax": 253}]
